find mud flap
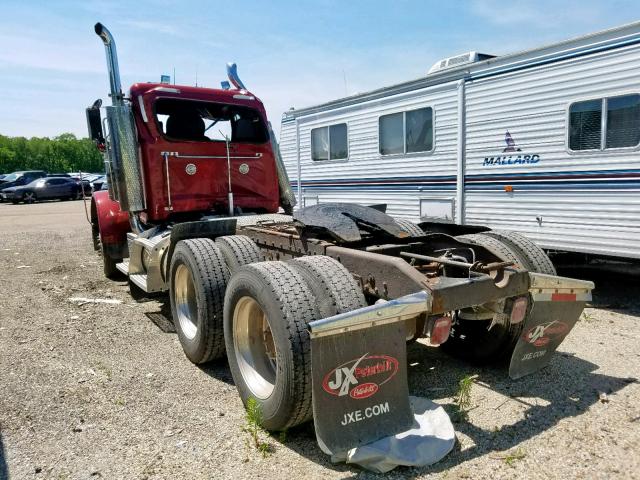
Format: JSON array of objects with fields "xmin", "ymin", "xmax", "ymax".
[
  {"xmin": 308, "ymin": 292, "xmax": 430, "ymax": 455},
  {"xmin": 509, "ymin": 273, "xmax": 594, "ymax": 379}
]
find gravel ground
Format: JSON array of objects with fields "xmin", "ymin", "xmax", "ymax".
[{"xmin": 0, "ymin": 200, "xmax": 638, "ymax": 480}]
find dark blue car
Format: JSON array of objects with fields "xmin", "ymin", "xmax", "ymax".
[{"xmin": 1, "ymin": 177, "xmax": 81, "ymax": 204}]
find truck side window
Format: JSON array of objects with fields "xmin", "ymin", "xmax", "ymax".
[
  {"xmin": 569, "ymin": 94, "xmax": 640, "ymax": 151},
  {"xmin": 379, "ymin": 107, "xmax": 433, "ymax": 155},
  {"xmin": 154, "ymin": 98, "xmax": 268, "ymax": 144},
  {"xmin": 311, "ymin": 123, "xmax": 348, "ymax": 161}
]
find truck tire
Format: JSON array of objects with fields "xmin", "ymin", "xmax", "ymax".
[
  {"xmin": 170, "ymin": 238, "xmax": 229, "ymax": 364},
  {"xmin": 442, "ymin": 233, "xmax": 529, "ymax": 363},
  {"xmin": 395, "ymin": 218, "xmax": 426, "ymax": 237},
  {"xmin": 289, "ymin": 255, "xmax": 366, "ymax": 318},
  {"xmin": 483, "ymin": 230, "xmax": 556, "ymax": 275},
  {"xmin": 224, "ymin": 261, "xmax": 319, "ymax": 431},
  {"xmin": 215, "ymin": 235, "xmax": 263, "ymax": 272},
  {"xmin": 100, "ymin": 239, "xmax": 120, "ymax": 280},
  {"xmin": 456, "ymin": 233, "xmax": 525, "ymax": 268}
]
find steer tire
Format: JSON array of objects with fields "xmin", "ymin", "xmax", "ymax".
[
  {"xmin": 224, "ymin": 261, "xmax": 319, "ymax": 431},
  {"xmin": 215, "ymin": 235, "xmax": 263, "ymax": 272},
  {"xmin": 100, "ymin": 239, "xmax": 121, "ymax": 280},
  {"xmin": 395, "ymin": 218, "xmax": 426, "ymax": 237},
  {"xmin": 289, "ymin": 255, "xmax": 366, "ymax": 318},
  {"xmin": 170, "ymin": 238, "xmax": 229, "ymax": 364},
  {"xmin": 442, "ymin": 233, "xmax": 530, "ymax": 363},
  {"xmin": 483, "ymin": 230, "xmax": 556, "ymax": 275}
]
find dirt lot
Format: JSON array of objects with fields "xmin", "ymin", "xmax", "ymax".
[{"xmin": 0, "ymin": 200, "xmax": 639, "ymax": 480}]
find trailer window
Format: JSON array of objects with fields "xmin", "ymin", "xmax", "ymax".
[
  {"xmin": 311, "ymin": 123, "xmax": 348, "ymax": 161},
  {"xmin": 154, "ymin": 98, "xmax": 268, "ymax": 144},
  {"xmin": 569, "ymin": 100, "xmax": 602, "ymax": 150},
  {"xmin": 379, "ymin": 113, "xmax": 403, "ymax": 155},
  {"xmin": 606, "ymin": 94, "xmax": 640, "ymax": 148},
  {"xmin": 406, "ymin": 108, "xmax": 433, "ymax": 153},
  {"xmin": 379, "ymin": 107, "xmax": 433, "ymax": 155},
  {"xmin": 569, "ymin": 94, "xmax": 640, "ymax": 151}
]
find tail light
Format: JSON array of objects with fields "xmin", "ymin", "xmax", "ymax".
[
  {"xmin": 426, "ymin": 316, "xmax": 452, "ymax": 346},
  {"xmin": 510, "ymin": 296, "xmax": 528, "ymax": 324}
]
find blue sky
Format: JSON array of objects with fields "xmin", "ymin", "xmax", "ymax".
[{"xmin": 1, "ymin": 0, "xmax": 639, "ymax": 138}]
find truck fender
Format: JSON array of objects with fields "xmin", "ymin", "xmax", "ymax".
[{"xmin": 91, "ymin": 190, "xmax": 130, "ymax": 259}]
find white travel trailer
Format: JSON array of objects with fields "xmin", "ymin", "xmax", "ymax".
[{"xmin": 279, "ymin": 22, "xmax": 640, "ymax": 260}]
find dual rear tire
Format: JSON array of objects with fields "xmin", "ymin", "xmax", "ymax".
[
  {"xmin": 442, "ymin": 230, "xmax": 555, "ymax": 363},
  {"xmin": 223, "ymin": 257, "xmax": 365, "ymax": 430},
  {"xmin": 168, "ymin": 235, "xmax": 365, "ymax": 430}
]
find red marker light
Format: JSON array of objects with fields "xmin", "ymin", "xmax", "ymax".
[
  {"xmin": 428, "ymin": 316, "xmax": 452, "ymax": 346},
  {"xmin": 510, "ymin": 297, "xmax": 528, "ymax": 324},
  {"xmin": 551, "ymin": 293, "xmax": 577, "ymax": 302}
]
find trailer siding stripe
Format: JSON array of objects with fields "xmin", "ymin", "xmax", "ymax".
[{"xmin": 290, "ymin": 168, "xmax": 640, "ymax": 190}]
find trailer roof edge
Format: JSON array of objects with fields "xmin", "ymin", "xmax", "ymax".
[{"xmin": 282, "ymin": 21, "xmax": 640, "ymax": 120}]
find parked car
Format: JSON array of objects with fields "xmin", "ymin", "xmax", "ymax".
[
  {"xmin": 1, "ymin": 177, "xmax": 81, "ymax": 204},
  {"xmin": 0, "ymin": 171, "xmax": 47, "ymax": 201},
  {"xmin": 90, "ymin": 175, "xmax": 106, "ymax": 193},
  {"xmin": 68, "ymin": 173, "xmax": 99, "ymax": 197}
]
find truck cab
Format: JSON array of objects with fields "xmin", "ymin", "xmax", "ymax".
[
  {"xmin": 129, "ymin": 83, "xmax": 280, "ymax": 222},
  {"xmin": 87, "ymin": 23, "xmax": 294, "ymax": 274}
]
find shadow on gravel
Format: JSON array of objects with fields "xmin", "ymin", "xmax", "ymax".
[
  {"xmin": 555, "ymin": 258, "xmax": 640, "ymax": 319},
  {"xmin": 198, "ymin": 362, "xmax": 235, "ymax": 386},
  {"xmin": 144, "ymin": 300, "xmax": 176, "ymax": 333},
  {"xmin": 0, "ymin": 428, "xmax": 9, "ymax": 480},
  {"xmin": 143, "ymin": 299, "xmax": 236, "ymax": 385},
  {"xmin": 282, "ymin": 343, "xmax": 636, "ymax": 479}
]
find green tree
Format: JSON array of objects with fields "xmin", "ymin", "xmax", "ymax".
[{"xmin": 0, "ymin": 133, "xmax": 103, "ymax": 174}]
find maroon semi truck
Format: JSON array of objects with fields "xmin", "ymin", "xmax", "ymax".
[{"xmin": 87, "ymin": 23, "xmax": 593, "ymax": 453}]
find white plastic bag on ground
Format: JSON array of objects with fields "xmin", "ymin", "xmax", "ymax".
[{"xmin": 331, "ymin": 396, "xmax": 455, "ymax": 473}]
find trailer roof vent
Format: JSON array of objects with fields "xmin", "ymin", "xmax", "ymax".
[{"xmin": 428, "ymin": 51, "xmax": 495, "ymax": 74}]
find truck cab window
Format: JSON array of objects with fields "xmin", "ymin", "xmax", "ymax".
[{"xmin": 155, "ymin": 98, "xmax": 267, "ymax": 143}]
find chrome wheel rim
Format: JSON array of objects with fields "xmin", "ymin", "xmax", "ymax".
[
  {"xmin": 174, "ymin": 264, "xmax": 198, "ymax": 340},
  {"xmin": 24, "ymin": 192, "xmax": 35, "ymax": 203},
  {"xmin": 233, "ymin": 296, "xmax": 277, "ymax": 400}
]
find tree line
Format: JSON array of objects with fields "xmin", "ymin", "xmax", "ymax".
[{"xmin": 0, "ymin": 133, "xmax": 103, "ymax": 174}]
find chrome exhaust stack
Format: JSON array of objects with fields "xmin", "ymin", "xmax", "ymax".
[
  {"xmin": 268, "ymin": 123, "xmax": 297, "ymax": 214},
  {"xmin": 225, "ymin": 61, "xmax": 297, "ymax": 213},
  {"xmin": 95, "ymin": 23, "xmax": 124, "ymax": 106},
  {"xmin": 226, "ymin": 62, "xmax": 247, "ymax": 91},
  {"xmin": 94, "ymin": 22, "xmax": 145, "ymax": 213}
]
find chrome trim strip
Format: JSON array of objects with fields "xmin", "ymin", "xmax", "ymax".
[
  {"xmin": 160, "ymin": 152, "xmax": 262, "ymax": 160},
  {"xmin": 309, "ymin": 291, "xmax": 431, "ymax": 338},
  {"xmin": 154, "ymin": 87, "xmax": 181, "ymax": 93},
  {"xmin": 137, "ymin": 95, "xmax": 148, "ymax": 123},
  {"xmin": 163, "ymin": 152, "xmax": 173, "ymax": 211}
]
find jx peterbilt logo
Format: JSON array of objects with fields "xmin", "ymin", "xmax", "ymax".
[
  {"xmin": 523, "ymin": 321, "xmax": 569, "ymax": 347},
  {"xmin": 483, "ymin": 131, "xmax": 541, "ymax": 167},
  {"xmin": 322, "ymin": 353, "xmax": 398, "ymax": 400}
]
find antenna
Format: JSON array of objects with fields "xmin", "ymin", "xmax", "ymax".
[{"xmin": 342, "ymin": 69, "xmax": 348, "ymax": 96}]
